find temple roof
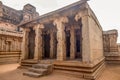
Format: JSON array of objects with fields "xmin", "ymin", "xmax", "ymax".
[{"xmin": 18, "ymin": 0, "xmax": 89, "ymax": 27}]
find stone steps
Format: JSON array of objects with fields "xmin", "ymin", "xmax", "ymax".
[
  {"xmin": 23, "ymin": 72, "xmax": 42, "ymax": 78},
  {"xmin": 20, "ymin": 60, "xmax": 38, "ymax": 67},
  {"xmin": 23, "ymin": 63, "xmax": 53, "ymax": 78},
  {"xmin": 33, "ymin": 64, "xmax": 52, "ymax": 69},
  {"xmin": 28, "ymin": 68, "xmax": 47, "ymax": 74}
]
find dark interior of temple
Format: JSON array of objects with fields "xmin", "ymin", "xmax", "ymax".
[{"xmin": 28, "ymin": 28, "xmax": 35, "ymax": 59}]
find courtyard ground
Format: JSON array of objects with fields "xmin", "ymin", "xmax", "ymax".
[{"xmin": 0, "ymin": 63, "xmax": 120, "ymax": 80}]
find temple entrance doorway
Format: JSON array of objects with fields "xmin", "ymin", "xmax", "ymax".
[
  {"xmin": 28, "ymin": 28, "xmax": 35, "ymax": 59},
  {"xmin": 43, "ymin": 33, "xmax": 50, "ymax": 59},
  {"xmin": 75, "ymin": 29, "xmax": 82, "ymax": 59},
  {"xmin": 66, "ymin": 30, "xmax": 71, "ymax": 59}
]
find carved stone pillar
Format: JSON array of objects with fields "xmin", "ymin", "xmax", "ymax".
[
  {"xmin": 50, "ymin": 31, "xmax": 54, "ymax": 59},
  {"xmin": 34, "ymin": 24, "xmax": 44, "ymax": 60},
  {"xmin": 70, "ymin": 27, "xmax": 76, "ymax": 59},
  {"xmin": 54, "ymin": 17, "xmax": 68, "ymax": 61},
  {"xmin": 75, "ymin": 11, "xmax": 90, "ymax": 63},
  {"xmin": 21, "ymin": 28, "xmax": 30, "ymax": 60}
]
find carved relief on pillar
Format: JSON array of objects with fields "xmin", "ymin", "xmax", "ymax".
[
  {"xmin": 21, "ymin": 28, "xmax": 30, "ymax": 60},
  {"xmin": 33, "ymin": 24, "xmax": 44, "ymax": 60},
  {"xmin": 53, "ymin": 17, "xmax": 68, "ymax": 61}
]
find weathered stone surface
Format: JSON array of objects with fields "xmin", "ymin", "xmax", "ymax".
[
  {"xmin": 54, "ymin": 17, "xmax": 68, "ymax": 61},
  {"xmin": 34, "ymin": 24, "xmax": 44, "ymax": 60},
  {"xmin": 103, "ymin": 30, "xmax": 118, "ymax": 52},
  {"xmin": 23, "ymin": 71, "xmax": 42, "ymax": 77},
  {"xmin": 23, "ymin": 63, "xmax": 53, "ymax": 77},
  {"xmin": 28, "ymin": 68, "xmax": 47, "ymax": 74},
  {"xmin": 103, "ymin": 30, "xmax": 120, "ymax": 63},
  {"xmin": 21, "ymin": 28, "xmax": 30, "ymax": 60}
]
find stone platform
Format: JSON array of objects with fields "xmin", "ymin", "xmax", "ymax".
[
  {"xmin": 20, "ymin": 58, "xmax": 105, "ymax": 80},
  {"xmin": 23, "ymin": 63, "xmax": 53, "ymax": 78},
  {"xmin": 105, "ymin": 52, "xmax": 120, "ymax": 64}
]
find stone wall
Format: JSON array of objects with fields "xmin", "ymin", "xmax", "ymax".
[
  {"xmin": 103, "ymin": 30, "xmax": 120, "ymax": 63},
  {"xmin": 0, "ymin": 22, "xmax": 22, "ymax": 64},
  {"xmin": 103, "ymin": 30, "xmax": 118, "ymax": 52},
  {"xmin": 0, "ymin": 33, "xmax": 22, "ymax": 64},
  {"xmin": 0, "ymin": 2, "xmax": 40, "ymax": 64}
]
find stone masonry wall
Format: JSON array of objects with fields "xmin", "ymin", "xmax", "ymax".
[{"xmin": 88, "ymin": 9, "xmax": 104, "ymax": 62}]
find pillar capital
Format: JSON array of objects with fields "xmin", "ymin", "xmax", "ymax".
[
  {"xmin": 75, "ymin": 9, "xmax": 88, "ymax": 21},
  {"xmin": 53, "ymin": 16, "xmax": 68, "ymax": 26},
  {"xmin": 75, "ymin": 12, "xmax": 82, "ymax": 21},
  {"xmin": 33, "ymin": 24, "xmax": 44, "ymax": 30},
  {"xmin": 24, "ymin": 28, "xmax": 30, "ymax": 32}
]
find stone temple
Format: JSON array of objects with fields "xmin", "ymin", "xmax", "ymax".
[{"xmin": 0, "ymin": 0, "xmax": 120, "ymax": 80}]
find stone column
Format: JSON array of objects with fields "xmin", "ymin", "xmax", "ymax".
[
  {"xmin": 70, "ymin": 27, "xmax": 76, "ymax": 59},
  {"xmin": 75, "ymin": 11, "xmax": 91, "ymax": 63},
  {"xmin": 54, "ymin": 17, "xmax": 68, "ymax": 61},
  {"xmin": 21, "ymin": 28, "xmax": 30, "ymax": 60},
  {"xmin": 34, "ymin": 24, "xmax": 44, "ymax": 60},
  {"xmin": 50, "ymin": 31, "xmax": 54, "ymax": 59}
]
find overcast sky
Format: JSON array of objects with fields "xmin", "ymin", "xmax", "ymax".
[{"xmin": 1, "ymin": 0, "xmax": 120, "ymax": 43}]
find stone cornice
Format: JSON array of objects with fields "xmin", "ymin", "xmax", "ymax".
[{"xmin": 0, "ymin": 29, "xmax": 23, "ymax": 37}]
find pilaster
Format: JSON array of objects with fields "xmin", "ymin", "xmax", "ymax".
[{"xmin": 21, "ymin": 28, "xmax": 30, "ymax": 60}]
